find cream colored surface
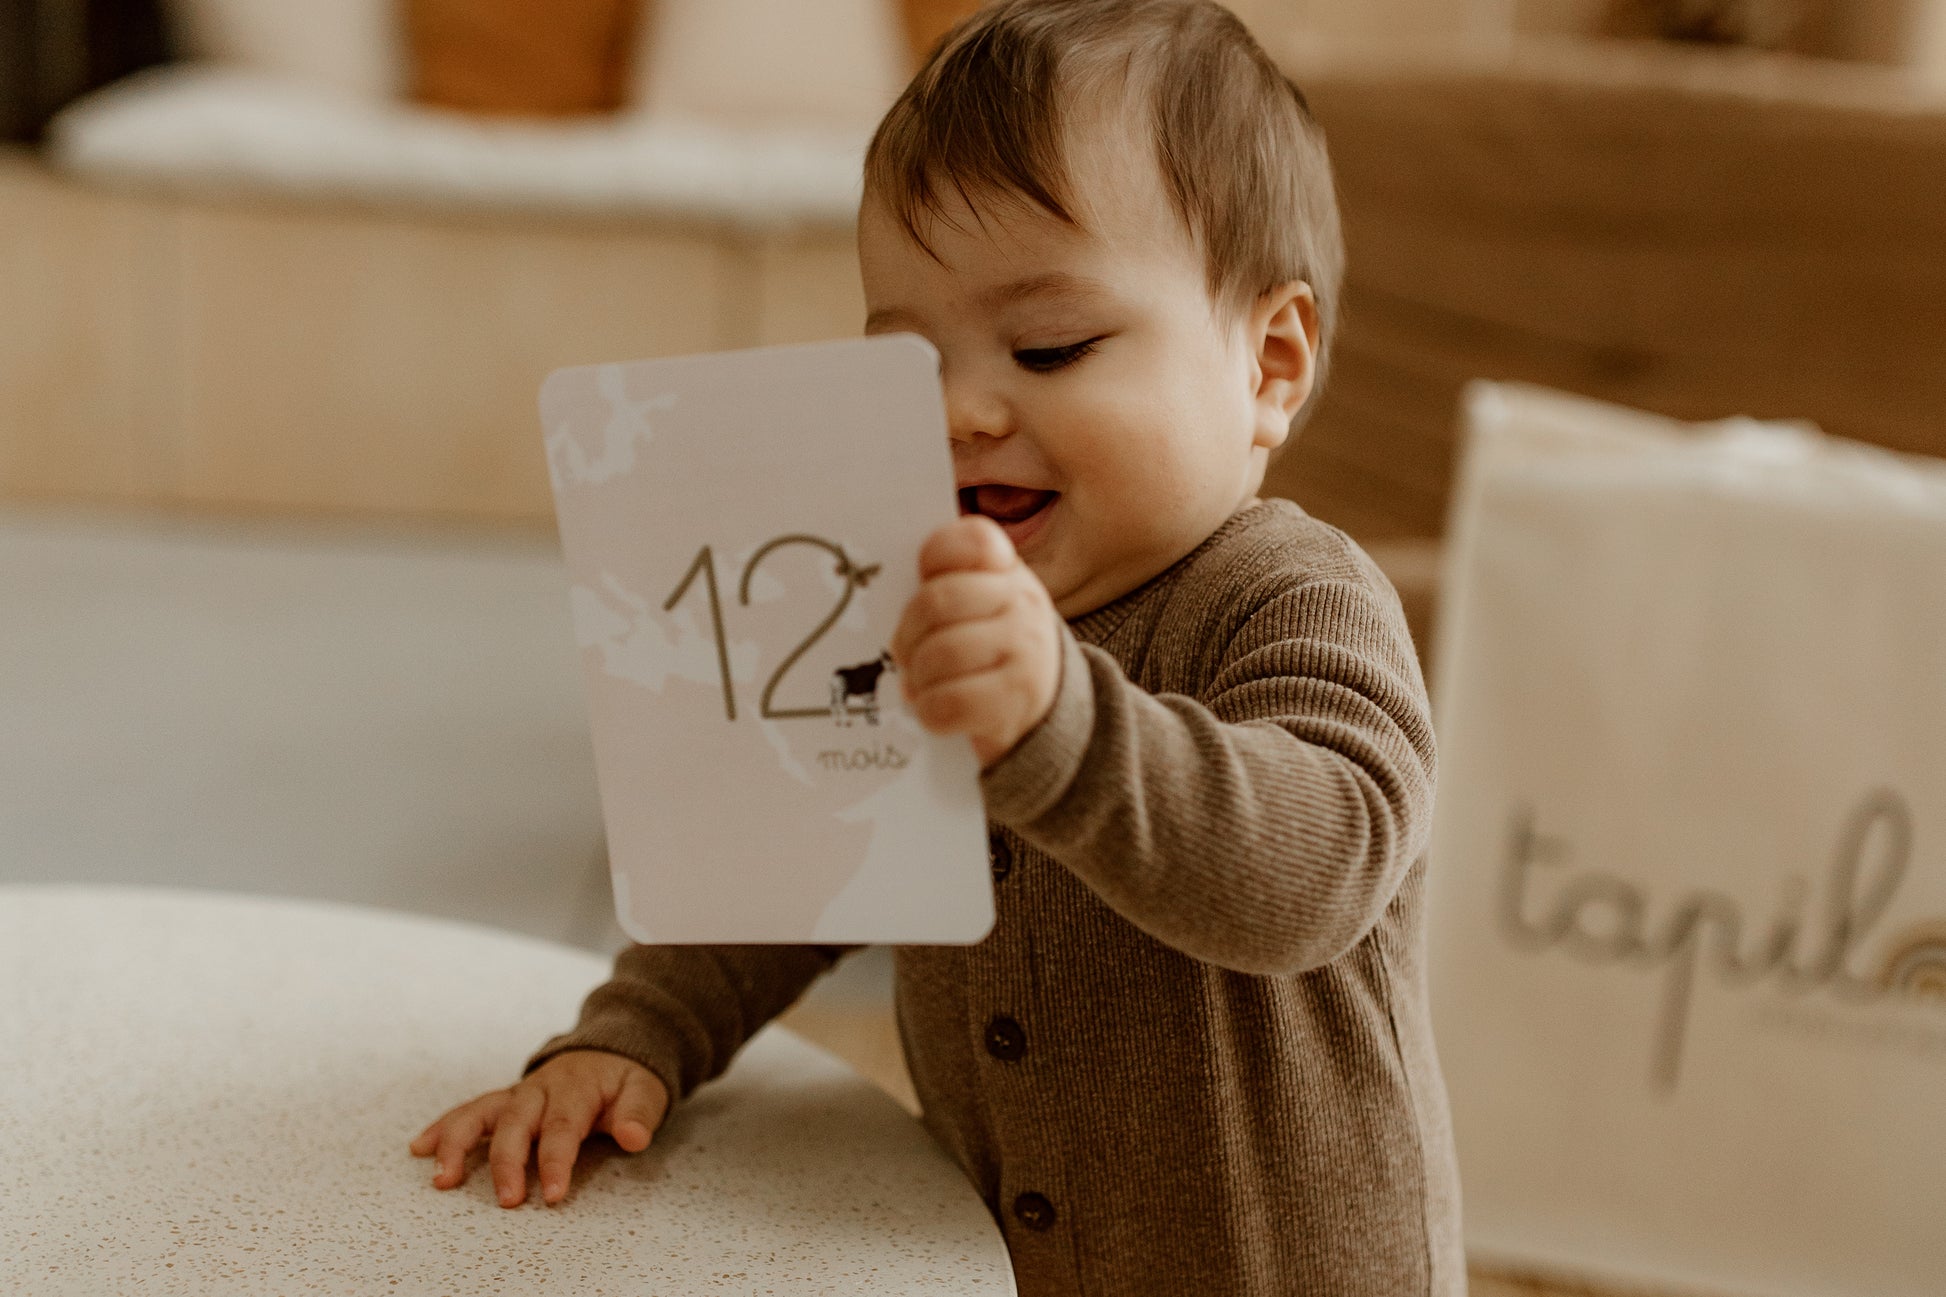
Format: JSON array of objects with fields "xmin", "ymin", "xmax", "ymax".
[{"xmin": 0, "ymin": 885, "xmax": 1014, "ymax": 1295}]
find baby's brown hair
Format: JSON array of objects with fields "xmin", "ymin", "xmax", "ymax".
[{"xmin": 865, "ymin": 0, "xmax": 1345, "ymax": 413}]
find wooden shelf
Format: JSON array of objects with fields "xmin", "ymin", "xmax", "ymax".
[{"xmin": 0, "ymin": 151, "xmax": 865, "ymax": 520}]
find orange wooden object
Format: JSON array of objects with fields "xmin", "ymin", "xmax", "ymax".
[{"xmin": 406, "ymin": 0, "xmax": 642, "ymax": 117}]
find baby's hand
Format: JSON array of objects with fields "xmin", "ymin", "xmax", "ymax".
[
  {"xmin": 892, "ymin": 515, "xmax": 1061, "ymax": 769},
  {"xmin": 408, "ymin": 1049, "xmax": 669, "ymax": 1207}
]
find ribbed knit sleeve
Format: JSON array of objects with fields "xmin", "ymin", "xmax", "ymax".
[
  {"xmin": 523, "ymin": 943, "xmax": 855, "ymax": 1102},
  {"xmin": 980, "ymin": 574, "xmax": 1436, "ymax": 976}
]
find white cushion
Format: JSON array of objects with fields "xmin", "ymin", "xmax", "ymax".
[
  {"xmin": 49, "ymin": 66, "xmax": 867, "ymax": 230},
  {"xmin": 165, "ymin": 0, "xmax": 402, "ymax": 101},
  {"xmin": 631, "ymin": 0, "xmax": 906, "ymax": 130}
]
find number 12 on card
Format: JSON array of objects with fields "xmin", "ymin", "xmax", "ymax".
[{"xmin": 664, "ymin": 533, "xmax": 888, "ymax": 726}]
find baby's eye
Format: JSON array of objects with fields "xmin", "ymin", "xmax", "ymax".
[{"xmin": 1012, "ymin": 338, "xmax": 1102, "ymax": 373}]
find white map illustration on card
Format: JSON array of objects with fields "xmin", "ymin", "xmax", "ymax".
[{"xmin": 541, "ymin": 336, "xmax": 995, "ymax": 944}]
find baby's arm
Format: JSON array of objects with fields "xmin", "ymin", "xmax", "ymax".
[
  {"xmin": 412, "ymin": 942, "xmax": 854, "ymax": 1205},
  {"xmin": 985, "ymin": 576, "xmax": 1434, "ymax": 974},
  {"xmin": 525, "ymin": 942, "xmax": 855, "ymax": 1099},
  {"xmin": 898, "ymin": 515, "xmax": 1434, "ymax": 975}
]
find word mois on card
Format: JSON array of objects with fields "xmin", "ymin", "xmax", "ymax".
[{"xmin": 540, "ymin": 336, "xmax": 995, "ymax": 945}]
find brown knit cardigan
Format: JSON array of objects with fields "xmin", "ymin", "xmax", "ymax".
[{"xmin": 529, "ymin": 498, "xmax": 1466, "ymax": 1296}]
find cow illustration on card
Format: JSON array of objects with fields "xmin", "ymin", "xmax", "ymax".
[
  {"xmin": 832, "ymin": 653, "xmax": 896, "ymax": 727},
  {"xmin": 540, "ymin": 336, "xmax": 993, "ymax": 946}
]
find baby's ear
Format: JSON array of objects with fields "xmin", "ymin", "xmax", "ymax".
[{"xmin": 1249, "ymin": 281, "xmax": 1320, "ymax": 453}]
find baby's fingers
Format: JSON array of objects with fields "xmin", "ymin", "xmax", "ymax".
[
  {"xmin": 891, "ymin": 572, "xmax": 1007, "ymax": 673},
  {"xmin": 901, "ymin": 616, "xmax": 1013, "ymax": 698},
  {"xmin": 600, "ymin": 1068, "xmax": 670, "ymax": 1153},
  {"xmin": 487, "ymin": 1085, "xmax": 547, "ymax": 1207},
  {"xmin": 417, "ymin": 1093, "xmax": 509, "ymax": 1191},
  {"xmin": 919, "ymin": 515, "xmax": 1016, "ymax": 580},
  {"xmin": 534, "ymin": 1091, "xmax": 603, "ymax": 1206}
]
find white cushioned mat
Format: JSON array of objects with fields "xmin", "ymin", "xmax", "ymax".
[{"xmin": 49, "ymin": 65, "xmax": 867, "ymax": 230}]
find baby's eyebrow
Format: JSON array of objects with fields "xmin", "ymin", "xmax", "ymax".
[
  {"xmin": 865, "ymin": 272, "xmax": 1111, "ymax": 335},
  {"xmin": 984, "ymin": 272, "xmax": 1111, "ymax": 311}
]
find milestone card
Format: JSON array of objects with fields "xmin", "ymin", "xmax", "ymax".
[{"xmin": 540, "ymin": 336, "xmax": 995, "ymax": 944}]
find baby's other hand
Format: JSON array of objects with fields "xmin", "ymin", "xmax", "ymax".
[
  {"xmin": 892, "ymin": 515, "xmax": 1061, "ymax": 769},
  {"xmin": 408, "ymin": 1049, "xmax": 669, "ymax": 1207}
]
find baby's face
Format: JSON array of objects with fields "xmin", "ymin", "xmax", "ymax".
[{"xmin": 860, "ymin": 115, "xmax": 1291, "ymax": 618}]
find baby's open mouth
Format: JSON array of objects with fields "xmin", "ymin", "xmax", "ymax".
[{"xmin": 959, "ymin": 485, "xmax": 1059, "ymax": 525}]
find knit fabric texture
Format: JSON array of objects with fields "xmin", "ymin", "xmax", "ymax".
[{"xmin": 528, "ymin": 498, "xmax": 1465, "ymax": 1296}]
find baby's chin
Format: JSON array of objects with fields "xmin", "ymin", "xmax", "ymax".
[
  {"xmin": 1042, "ymin": 555, "xmax": 1160, "ymax": 621},
  {"xmin": 1047, "ymin": 524, "xmax": 1230, "ymax": 619},
  {"xmin": 1016, "ymin": 548, "xmax": 1091, "ymax": 620}
]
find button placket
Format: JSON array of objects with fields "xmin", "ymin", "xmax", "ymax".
[{"xmin": 963, "ymin": 829, "xmax": 1072, "ymax": 1281}]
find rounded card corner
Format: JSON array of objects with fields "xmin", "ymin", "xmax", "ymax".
[
  {"xmin": 960, "ymin": 907, "xmax": 997, "ymax": 946},
  {"xmin": 875, "ymin": 332, "xmax": 942, "ymax": 372}
]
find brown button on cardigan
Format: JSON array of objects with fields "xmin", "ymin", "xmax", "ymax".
[{"xmin": 528, "ymin": 499, "xmax": 1465, "ymax": 1296}]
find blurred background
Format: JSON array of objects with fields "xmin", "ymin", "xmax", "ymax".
[{"xmin": 3, "ymin": 3, "xmax": 1943, "ymax": 1293}]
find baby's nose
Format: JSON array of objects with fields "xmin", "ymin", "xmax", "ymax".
[{"xmin": 944, "ymin": 378, "xmax": 1013, "ymax": 443}]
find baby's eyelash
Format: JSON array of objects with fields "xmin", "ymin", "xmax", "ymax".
[{"xmin": 1013, "ymin": 338, "xmax": 1102, "ymax": 373}]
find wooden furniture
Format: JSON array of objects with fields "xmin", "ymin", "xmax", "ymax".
[
  {"xmin": 0, "ymin": 883, "xmax": 1014, "ymax": 1294},
  {"xmin": 1262, "ymin": 36, "xmax": 1946, "ymax": 541},
  {"xmin": 0, "ymin": 148, "xmax": 863, "ymax": 520}
]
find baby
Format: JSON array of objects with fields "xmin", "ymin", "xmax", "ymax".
[{"xmin": 412, "ymin": 2, "xmax": 1462, "ymax": 1292}]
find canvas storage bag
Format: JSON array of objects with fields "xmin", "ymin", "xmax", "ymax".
[{"xmin": 1426, "ymin": 383, "xmax": 1946, "ymax": 1297}]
